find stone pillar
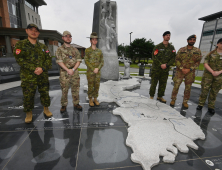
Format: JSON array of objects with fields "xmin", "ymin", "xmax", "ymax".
[
  {"xmin": 36, "ymin": 6, "xmax": 39, "ymax": 14},
  {"xmin": 92, "ymin": 0, "xmax": 119, "ymax": 80},
  {"xmin": 44, "ymin": 39, "xmax": 49, "ymax": 47},
  {"xmin": 5, "ymin": 36, "xmax": 13, "ymax": 57}
]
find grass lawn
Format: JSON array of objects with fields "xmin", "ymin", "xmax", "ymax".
[
  {"xmin": 78, "ymin": 68, "xmax": 87, "ymax": 71},
  {"xmin": 198, "ymin": 63, "xmax": 204, "ymax": 71},
  {"xmin": 119, "ymin": 60, "xmax": 153, "ymax": 69}
]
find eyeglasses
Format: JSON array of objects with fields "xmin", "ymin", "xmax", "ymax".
[{"xmin": 63, "ymin": 35, "xmax": 72, "ymax": 38}]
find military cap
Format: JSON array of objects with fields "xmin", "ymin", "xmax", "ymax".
[
  {"xmin": 27, "ymin": 23, "xmax": 39, "ymax": 31},
  {"xmin": 187, "ymin": 34, "xmax": 196, "ymax": 40},
  {"xmin": 87, "ymin": 32, "xmax": 100, "ymax": 39},
  {"xmin": 163, "ymin": 31, "xmax": 171, "ymax": 36},
  {"xmin": 217, "ymin": 38, "xmax": 222, "ymax": 44},
  {"xmin": 63, "ymin": 31, "xmax": 72, "ymax": 37}
]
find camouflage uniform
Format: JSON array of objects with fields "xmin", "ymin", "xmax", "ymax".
[
  {"xmin": 198, "ymin": 50, "xmax": 222, "ymax": 108},
  {"xmin": 171, "ymin": 46, "xmax": 202, "ymax": 102},
  {"xmin": 150, "ymin": 42, "xmax": 176, "ymax": 97},
  {"xmin": 56, "ymin": 44, "xmax": 82, "ymax": 106},
  {"xmin": 84, "ymin": 46, "xmax": 104, "ymax": 98},
  {"xmin": 13, "ymin": 39, "xmax": 52, "ymax": 112}
]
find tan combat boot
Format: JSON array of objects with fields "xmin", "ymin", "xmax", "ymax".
[
  {"xmin": 150, "ymin": 96, "xmax": 154, "ymax": 99},
  {"xmin": 89, "ymin": 98, "xmax": 94, "ymax": 107},
  {"xmin": 157, "ymin": 97, "xmax": 167, "ymax": 103},
  {"xmin": 170, "ymin": 100, "xmax": 176, "ymax": 107},
  {"xmin": 183, "ymin": 102, "xmax": 189, "ymax": 109},
  {"xmin": 43, "ymin": 107, "xmax": 53, "ymax": 117},
  {"xmin": 94, "ymin": 98, "xmax": 100, "ymax": 106},
  {"xmin": 25, "ymin": 111, "xmax": 32, "ymax": 123}
]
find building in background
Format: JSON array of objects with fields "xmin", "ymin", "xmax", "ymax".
[
  {"xmin": 0, "ymin": 0, "xmax": 62, "ymax": 57},
  {"xmin": 199, "ymin": 11, "xmax": 222, "ymax": 62},
  {"xmin": 71, "ymin": 43, "xmax": 86, "ymax": 58}
]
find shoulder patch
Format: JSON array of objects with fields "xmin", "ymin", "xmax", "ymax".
[
  {"xmin": 172, "ymin": 50, "xmax": 176, "ymax": 53},
  {"xmin": 154, "ymin": 49, "xmax": 158, "ymax": 55},
  {"xmin": 46, "ymin": 50, "xmax": 50, "ymax": 53},
  {"xmin": 16, "ymin": 49, "xmax": 21, "ymax": 55}
]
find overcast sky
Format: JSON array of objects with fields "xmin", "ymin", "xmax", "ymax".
[{"xmin": 39, "ymin": 0, "xmax": 222, "ymax": 51}]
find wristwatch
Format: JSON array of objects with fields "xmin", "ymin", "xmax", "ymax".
[
  {"xmin": 72, "ymin": 68, "xmax": 75, "ymax": 72},
  {"xmin": 190, "ymin": 68, "xmax": 193, "ymax": 71},
  {"xmin": 42, "ymin": 67, "xmax": 45, "ymax": 72}
]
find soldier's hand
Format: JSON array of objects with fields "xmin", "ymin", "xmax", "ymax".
[
  {"xmin": 182, "ymin": 69, "xmax": 190, "ymax": 75},
  {"xmin": 94, "ymin": 68, "xmax": 99, "ymax": 74},
  {"xmin": 212, "ymin": 71, "xmax": 221, "ymax": 77},
  {"xmin": 161, "ymin": 64, "xmax": 167, "ymax": 69},
  {"xmin": 67, "ymin": 69, "xmax": 74, "ymax": 75},
  {"xmin": 34, "ymin": 67, "xmax": 43, "ymax": 75}
]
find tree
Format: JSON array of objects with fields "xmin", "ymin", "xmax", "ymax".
[
  {"xmin": 130, "ymin": 38, "xmax": 155, "ymax": 63},
  {"xmin": 117, "ymin": 44, "xmax": 125, "ymax": 56}
]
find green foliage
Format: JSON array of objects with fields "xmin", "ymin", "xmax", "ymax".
[{"xmin": 118, "ymin": 38, "xmax": 155, "ymax": 64}]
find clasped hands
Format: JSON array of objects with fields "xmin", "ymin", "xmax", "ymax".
[
  {"xmin": 94, "ymin": 68, "xmax": 99, "ymax": 74},
  {"xmin": 161, "ymin": 64, "xmax": 167, "ymax": 70},
  {"xmin": 182, "ymin": 69, "xmax": 190, "ymax": 75},
  {"xmin": 211, "ymin": 70, "xmax": 222, "ymax": 77},
  {"xmin": 34, "ymin": 67, "xmax": 43, "ymax": 75},
  {"xmin": 67, "ymin": 69, "xmax": 74, "ymax": 75}
]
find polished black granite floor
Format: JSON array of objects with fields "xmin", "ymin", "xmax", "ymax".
[{"xmin": 0, "ymin": 75, "xmax": 222, "ymax": 170}]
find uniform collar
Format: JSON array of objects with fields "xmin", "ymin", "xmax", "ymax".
[
  {"xmin": 26, "ymin": 38, "xmax": 40, "ymax": 46},
  {"xmin": 186, "ymin": 45, "xmax": 194, "ymax": 51},
  {"xmin": 62, "ymin": 43, "xmax": 72, "ymax": 49},
  {"xmin": 161, "ymin": 42, "xmax": 169, "ymax": 48},
  {"xmin": 90, "ymin": 46, "xmax": 97, "ymax": 51}
]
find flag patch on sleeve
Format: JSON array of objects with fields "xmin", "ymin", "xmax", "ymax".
[
  {"xmin": 16, "ymin": 49, "xmax": 21, "ymax": 55},
  {"xmin": 154, "ymin": 49, "xmax": 158, "ymax": 55}
]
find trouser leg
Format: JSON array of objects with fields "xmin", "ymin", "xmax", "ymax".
[
  {"xmin": 59, "ymin": 77, "xmax": 70, "ymax": 106},
  {"xmin": 87, "ymin": 72, "xmax": 96, "ymax": 98},
  {"xmin": 183, "ymin": 83, "xmax": 192, "ymax": 103},
  {"xmin": 171, "ymin": 70, "xmax": 184, "ymax": 100},
  {"xmin": 198, "ymin": 74, "xmax": 213, "ymax": 106},
  {"xmin": 157, "ymin": 71, "xmax": 169, "ymax": 97},
  {"xmin": 149, "ymin": 72, "xmax": 160, "ymax": 97},
  {"xmin": 21, "ymin": 81, "xmax": 37, "ymax": 112},
  {"xmin": 183, "ymin": 71, "xmax": 195, "ymax": 103},
  {"xmin": 93, "ymin": 72, "xmax": 101, "ymax": 98},
  {"xmin": 71, "ymin": 76, "xmax": 80, "ymax": 105},
  {"xmin": 37, "ymin": 76, "xmax": 50, "ymax": 107},
  {"xmin": 208, "ymin": 77, "xmax": 222, "ymax": 109}
]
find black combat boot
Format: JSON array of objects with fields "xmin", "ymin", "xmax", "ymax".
[
  {"xmin": 196, "ymin": 105, "xmax": 203, "ymax": 110},
  {"xmin": 208, "ymin": 108, "xmax": 215, "ymax": 114}
]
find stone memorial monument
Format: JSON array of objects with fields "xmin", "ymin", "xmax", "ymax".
[{"xmin": 92, "ymin": 0, "xmax": 119, "ymax": 80}]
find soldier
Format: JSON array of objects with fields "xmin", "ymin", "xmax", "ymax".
[
  {"xmin": 170, "ymin": 35, "xmax": 202, "ymax": 108},
  {"xmin": 56, "ymin": 31, "xmax": 82, "ymax": 113},
  {"xmin": 150, "ymin": 31, "xmax": 176, "ymax": 103},
  {"xmin": 196, "ymin": 38, "xmax": 222, "ymax": 114},
  {"xmin": 85, "ymin": 32, "xmax": 104, "ymax": 107},
  {"xmin": 13, "ymin": 23, "xmax": 53, "ymax": 123}
]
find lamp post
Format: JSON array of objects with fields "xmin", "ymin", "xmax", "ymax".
[
  {"xmin": 129, "ymin": 32, "xmax": 133, "ymax": 44},
  {"xmin": 129, "ymin": 32, "xmax": 133, "ymax": 60}
]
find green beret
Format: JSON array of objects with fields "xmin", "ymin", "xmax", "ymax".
[
  {"xmin": 187, "ymin": 34, "xmax": 196, "ymax": 40},
  {"xmin": 163, "ymin": 31, "xmax": 170, "ymax": 36}
]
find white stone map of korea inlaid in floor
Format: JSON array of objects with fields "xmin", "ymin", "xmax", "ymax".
[{"xmin": 84, "ymin": 78, "xmax": 205, "ymax": 170}]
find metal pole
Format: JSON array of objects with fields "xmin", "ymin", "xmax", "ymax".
[{"xmin": 129, "ymin": 32, "xmax": 133, "ymax": 59}]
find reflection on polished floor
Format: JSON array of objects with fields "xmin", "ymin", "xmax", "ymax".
[{"xmin": 0, "ymin": 75, "xmax": 222, "ymax": 170}]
